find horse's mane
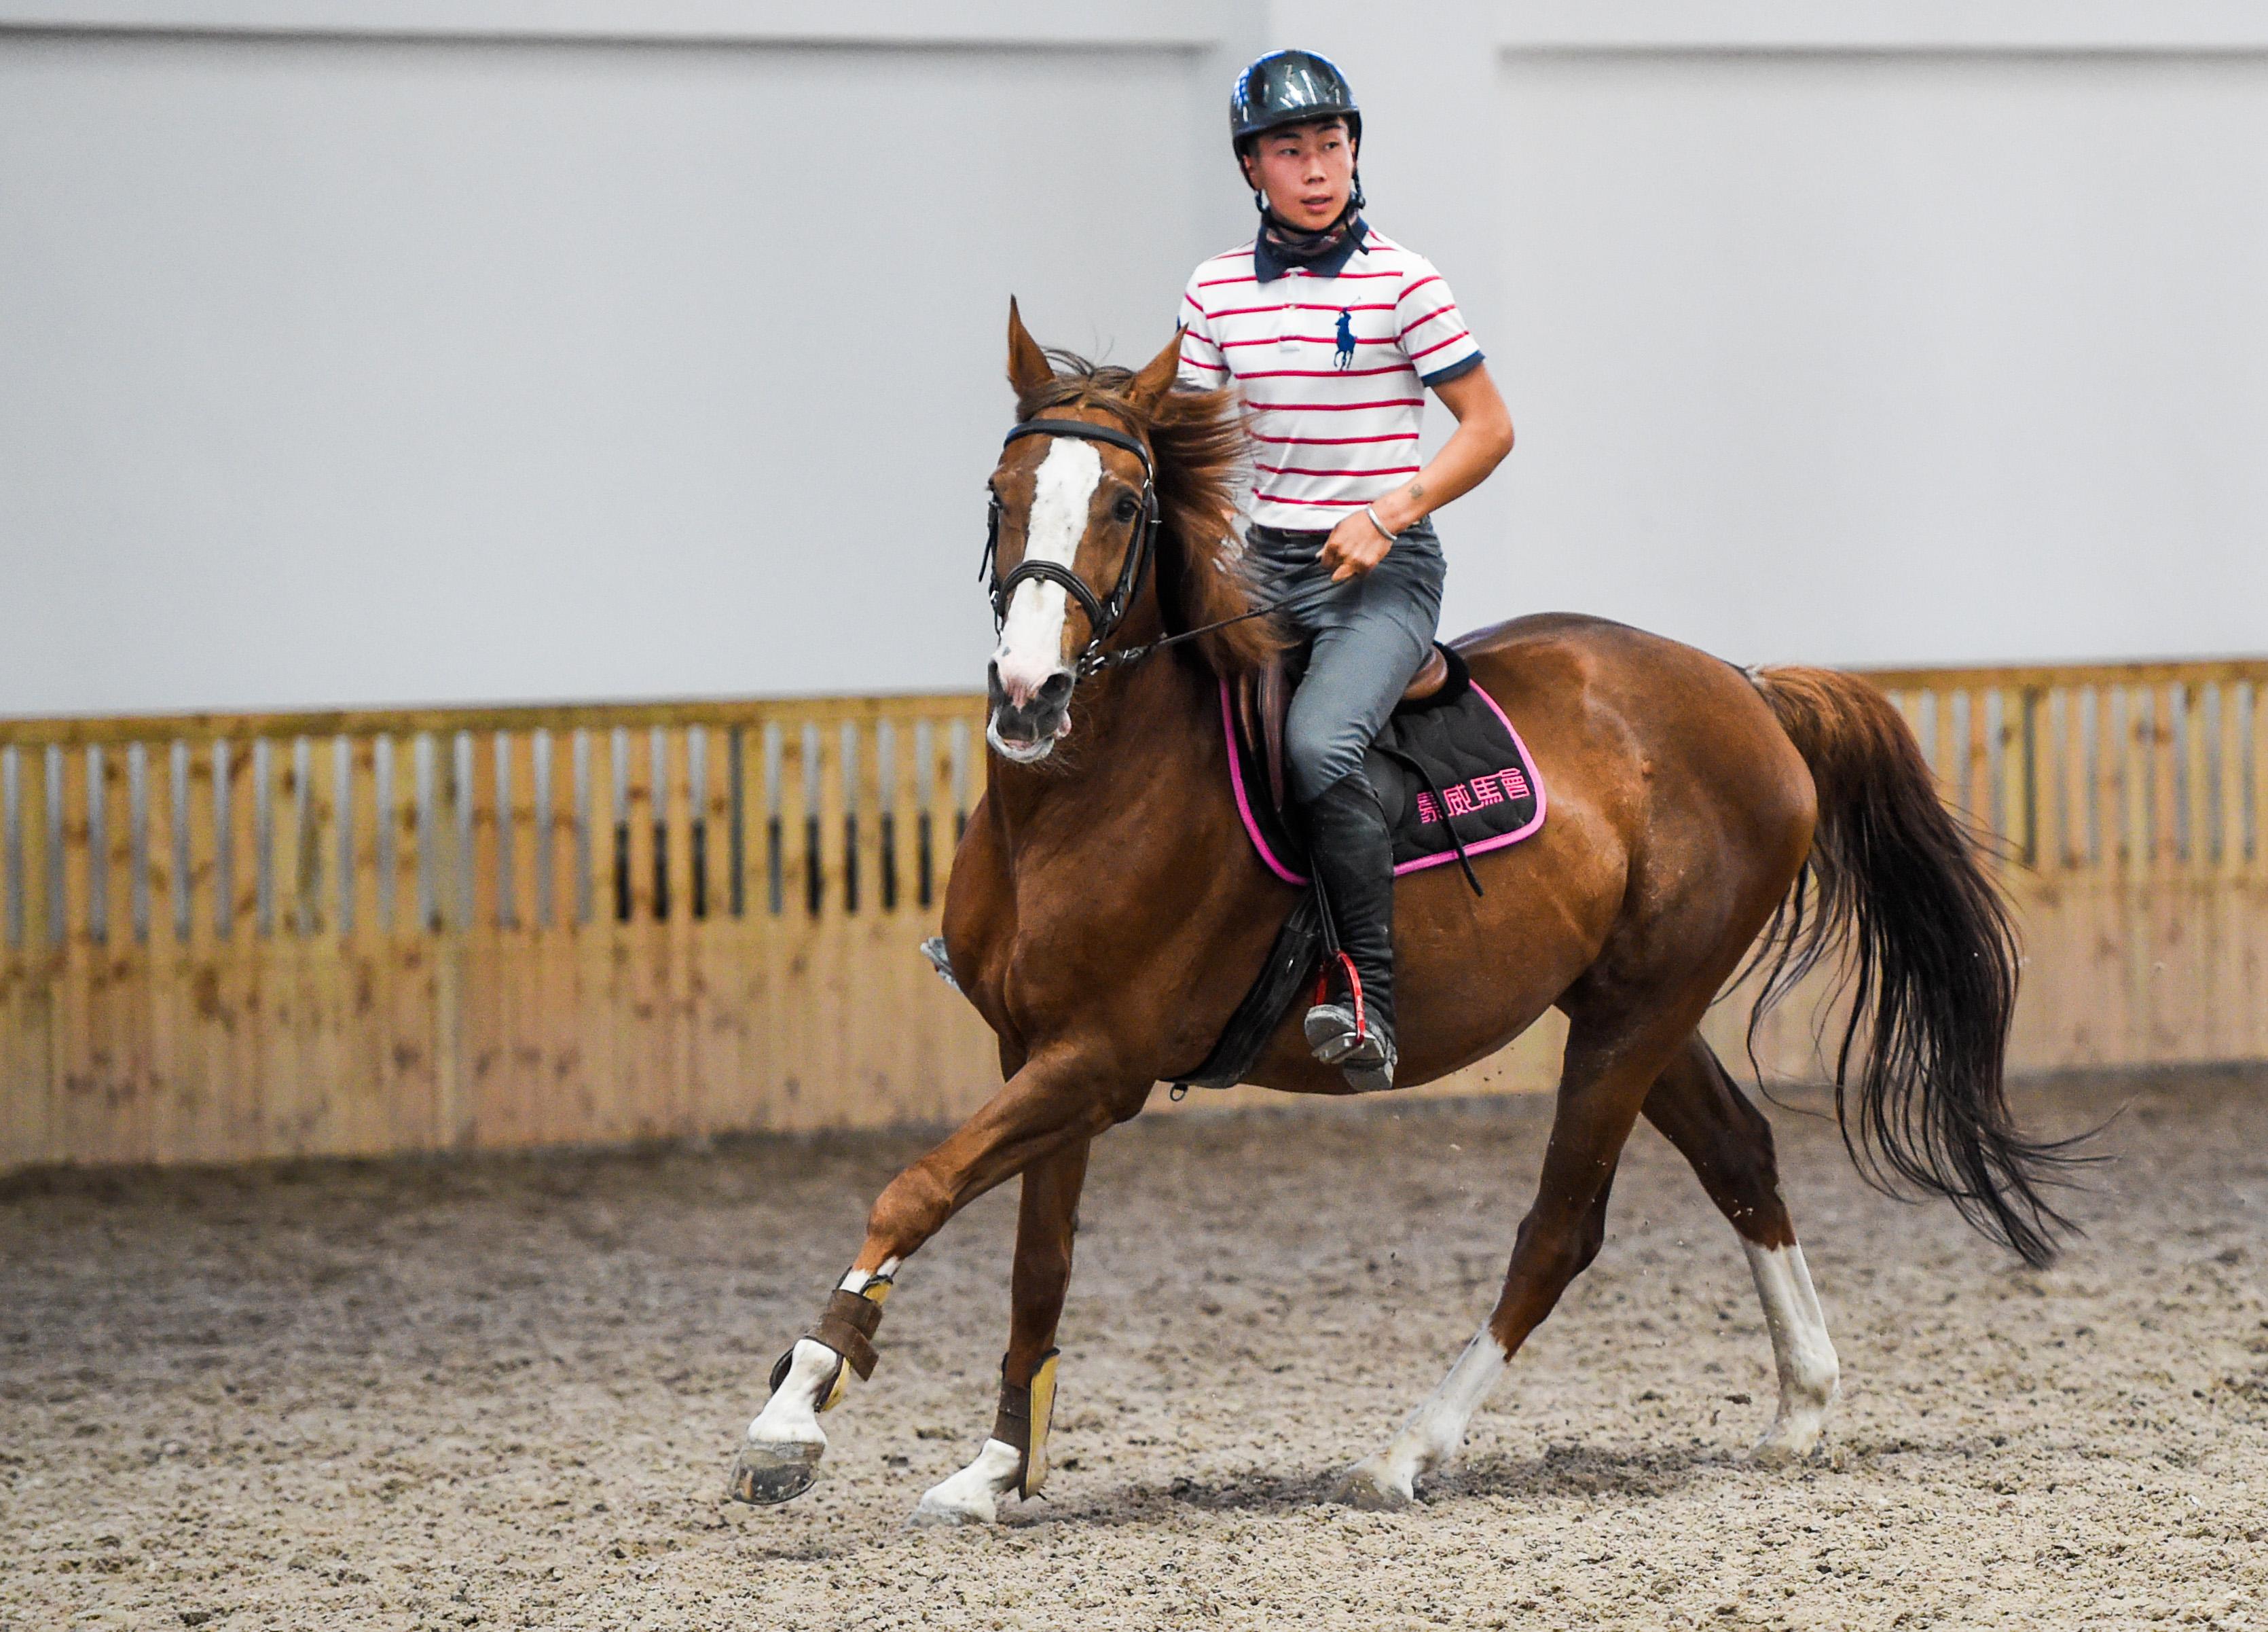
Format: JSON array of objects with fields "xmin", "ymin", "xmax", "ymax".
[{"xmin": 1014, "ymin": 349, "xmax": 1285, "ymax": 678}]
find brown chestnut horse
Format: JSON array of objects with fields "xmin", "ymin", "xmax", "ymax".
[{"xmin": 730, "ymin": 306, "xmax": 2074, "ymax": 1522}]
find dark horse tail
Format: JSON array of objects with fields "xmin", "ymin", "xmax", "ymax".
[{"xmin": 1748, "ymin": 666, "xmax": 2081, "ymax": 1267}]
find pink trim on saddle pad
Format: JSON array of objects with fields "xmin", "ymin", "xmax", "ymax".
[{"xmin": 1218, "ymin": 676, "xmax": 1549, "ymax": 888}]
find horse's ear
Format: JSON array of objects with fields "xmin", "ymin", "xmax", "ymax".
[
  {"xmin": 1006, "ymin": 297, "xmax": 1055, "ymax": 404},
  {"xmin": 1127, "ymin": 327, "xmax": 1185, "ymax": 414}
]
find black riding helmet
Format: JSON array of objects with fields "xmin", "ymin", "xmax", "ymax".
[
  {"xmin": 1230, "ymin": 48, "xmax": 1361, "ymax": 153},
  {"xmin": 1230, "ymin": 49, "xmax": 1364, "ymax": 213}
]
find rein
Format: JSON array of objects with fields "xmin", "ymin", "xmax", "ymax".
[{"xmin": 982, "ymin": 416, "xmax": 1346, "ymax": 679}]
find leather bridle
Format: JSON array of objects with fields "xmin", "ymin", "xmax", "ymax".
[
  {"xmin": 980, "ymin": 412, "xmax": 1355, "ymax": 683},
  {"xmin": 981, "ymin": 418, "xmax": 1162, "ymax": 681}
]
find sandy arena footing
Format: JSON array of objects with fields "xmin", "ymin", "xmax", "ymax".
[{"xmin": 3, "ymin": 1067, "xmax": 2263, "ymax": 1630}]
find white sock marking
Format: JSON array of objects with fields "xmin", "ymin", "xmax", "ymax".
[
  {"xmin": 1345, "ymin": 1324, "xmax": 1510, "ymax": 1504},
  {"xmin": 744, "ymin": 1261, "xmax": 902, "ymax": 1449},
  {"xmin": 913, "ymin": 1437, "xmax": 1024, "ymax": 1526},
  {"xmin": 991, "ymin": 437, "xmax": 1101, "ymax": 702},
  {"xmin": 1743, "ymin": 1240, "xmax": 1840, "ymax": 1459},
  {"xmin": 746, "ymin": 1339, "xmax": 837, "ymax": 1450}
]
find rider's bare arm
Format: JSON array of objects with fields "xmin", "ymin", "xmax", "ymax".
[{"xmin": 1319, "ymin": 363, "xmax": 1514, "ymax": 581}]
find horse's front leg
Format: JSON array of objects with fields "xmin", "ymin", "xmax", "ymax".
[
  {"xmin": 729, "ymin": 1050, "xmax": 1142, "ymax": 1506},
  {"xmin": 913, "ymin": 1137, "xmax": 1091, "ymax": 1525}
]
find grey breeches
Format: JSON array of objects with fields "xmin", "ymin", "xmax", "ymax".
[{"xmin": 1247, "ymin": 519, "xmax": 1446, "ymax": 805}]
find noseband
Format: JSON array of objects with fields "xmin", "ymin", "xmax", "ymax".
[{"xmin": 981, "ymin": 418, "xmax": 1162, "ymax": 681}]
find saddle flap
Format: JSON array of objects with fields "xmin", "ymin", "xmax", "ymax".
[{"xmin": 1236, "ymin": 651, "xmax": 1297, "ymax": 818}]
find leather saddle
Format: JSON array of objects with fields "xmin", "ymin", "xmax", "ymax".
[{"xmin": 1234, "ymin": 644, "xmax": 1452, "ymax": 816}]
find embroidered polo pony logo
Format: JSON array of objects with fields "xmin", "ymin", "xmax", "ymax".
[{"xmin": 1332, "ymin": 309, "xmax": 1357, "ymax": 369}]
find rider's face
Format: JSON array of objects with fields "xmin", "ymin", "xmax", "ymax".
[{"xmin": 1239, "ymin": 119, "xmax": 1354, "ymax": 231}]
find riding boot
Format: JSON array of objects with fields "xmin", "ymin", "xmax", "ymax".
[{"xmin": 1300, "ymin": 770, "xmax": 1398, "ymax": 1091}]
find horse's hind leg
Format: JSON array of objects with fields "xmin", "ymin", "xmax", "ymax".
[
  {"xmin": 913, "ymin": 1138, "xmax": 1091, "ymax": 1525},
  {"xmin": 1336, "ymin": 1002, "xmax": 1694, "ymax": 1509},
  {"xmin": 1642, "ymin": 1034, "xmax": 1839, "ymax": 1459}
]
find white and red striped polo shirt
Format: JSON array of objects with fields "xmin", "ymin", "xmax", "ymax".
[{"xmin": 1177, "ymin": 225, "xmax": 1484, "ymax": 530}]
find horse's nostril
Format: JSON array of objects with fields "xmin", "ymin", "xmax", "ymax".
[{"xmin": 1037, "ymin": 671, "xmax": 1074, "ymax": 708}]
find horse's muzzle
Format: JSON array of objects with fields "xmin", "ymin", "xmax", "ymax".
[{"xmin": 987, "ymin": 663, "xmax": 1074, "ymax": 762}]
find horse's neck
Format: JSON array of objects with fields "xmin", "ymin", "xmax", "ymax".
[{"xmin": 987, "ymin": 654, "xmax": 1224, "ymax": 854}]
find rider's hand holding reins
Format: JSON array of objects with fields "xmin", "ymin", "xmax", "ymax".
[
  {"xmin": 1320, "ymin": 505, "xmax": 1400, "ymax": 581},
  {"xmin": 1319, "ymin": 361, "xmax": 1515, "ymax": 581}
]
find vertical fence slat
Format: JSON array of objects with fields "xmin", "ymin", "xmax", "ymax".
[
  {"xmin": 350, "ymin": 738, "xmax": 381, "ymax": 943},
  {"xmin": 1964, "ymin": 687, "xmax": 1994, "ymax": 837},
  {"xmin": 2249, "ymin": 681, "xmax": 2267, "ymax": 869},
  {"xmin": 582, "ymin": 728, "xmax": 621, "ymax": 1140},
  {"xmin": 20, "ymin": 748, "xmax": 50, "ymax": 954},
  {"xmin": 383, "ymin": 733, "xmax": 435, "ymax": 1153},
  {"xmin": 2034, "ymin": 690, "xmax": 2064, "ymax": 872},
  {"xmin": 2216, "ymin": 683, "xmax": 2245, "ymax": 873},
  {"xmin": 2062, "ymin": 687, "xmax": 2093, "ymax": 869},
  {"xmin": 2008, "ymin": 687, "xmax": 2038, "ymax": 866},
  {"xmin": 662, "ymin": 727, "xmax": 694, "ymax": 929},
  {"xmin": 103, "ymin": 746, "xmax": 134, "ymax": 947},
  {"xmin": 52, "ymin": 748, "xmax": 98, "ymax": 1163},
  {"xmin": 141, "ymin": 739, "xmax": 179, "ymax": 1163},
  {"xmin": 1930, "ymin": 690, "xmax": 1959, "ymax": 810},
  {"xmin": 272, "ymin": 739, "xmax": 304, "ymax": 940},
  {"xmin": 60, "ymin": 748, "xmax": 92, "ymax": 949},
  {"xmin": 9, "ymin": 750, "xmax": 54, "ymax": 1166},
  {"xmin": 706, "ymin": 725, "xmax": 739, "ymax": 922},
  {"xmin": 2151, "ymin": 683, "xmax": 2181, "ymax": 867},
  {"xmin": 462, "ymin": 736, "xmax": 503, "ymax": 1143},
  {"xmin": 502, "ymin": 729, "xmax": 542, "ymax": 1146},
  {"xmin": 624, "ymin": 729, "xmax": 656, "ymax": 925},
  {"xmin": 470, "ymin": 735, "xmax": 501, "ymax": 933},
  {"xmin": 547, "ymin": 731, "xmax": 581, "ymax": 930},
  {"xmin": 659, "ymin": 727, "xmax": 694, "ymax": 1136},
  {"xmin": 771, "ymin": 720, "xmax": 811, "ymax": 1123},
  {"xmin": 103, "ymin": 744, "xmax": 149, "ymax": 1161},
  {"xmin": 219, "ymin": 740, "xmax": 261, "ymax": 1153},
  {"xmin": 2184, "ymin": 682, "xmax": 2210, "ymax": 867},
  {"xmin": 507, "ymin": 731, "xmax": 538, "ymax": 934},
  {"xmin": 2096, "ymin": 685, "xmax": 2126, "ymax": 867}
]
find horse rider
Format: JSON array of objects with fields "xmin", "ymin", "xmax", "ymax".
[{"xmin": 1177, "ymin": 49, "xmax": 1515, "ymax": 1091}]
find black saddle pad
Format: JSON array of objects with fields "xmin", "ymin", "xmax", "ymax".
[{"xmin": 1227, "ymin": 643, "xmax": 1547, "ymax": 884}]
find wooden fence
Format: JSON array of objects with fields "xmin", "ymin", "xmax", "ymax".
[
  {"xmin": 1, "ymin": 658, "xmax": 2263, "ymax": 1171},
  {"xmin": 1722, "ymin": 658, "xmax": 2268, "ymax": 1078},
  {"xmin": 0, "ymin": 696, "xmax": 1001, "ymax": 1169}
]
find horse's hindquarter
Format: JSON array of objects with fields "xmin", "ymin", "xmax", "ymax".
[{"xmin": 1454, "ymin": 616, "xmax": 1818, "ymax": 1014}]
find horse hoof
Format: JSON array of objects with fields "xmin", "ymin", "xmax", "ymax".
[
  {"xmin": 727, "ymin": 1440, "xmax": 823, "ymax": 1506},
  {"xmin": 1749, "ymin": 1420, "xmax": 1826, "ymax": 1466},
  {"xmin": 909, "ymin": 1494, "xmax": 995, "ymax": 1528},
  {"xmin": 1331, "ymin": 1458, "xmax": 1416, "ymax": 1511}
]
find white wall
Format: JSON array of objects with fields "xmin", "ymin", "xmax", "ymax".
[{"xmin": 1, "ymin": 2, "xmax": 2263, "ymax": 714}]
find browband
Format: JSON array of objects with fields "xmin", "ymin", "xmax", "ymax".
[{"xmin": 1002, "ymin": 417, "xmax": 1154, "ymax": 474}]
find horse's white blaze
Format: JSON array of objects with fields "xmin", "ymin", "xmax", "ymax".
[
  {"xmin": 913, "ymin": 1437, "xmax": 1023, "ymax": 1526},
  {"xmin": 991, "ymin": 437, "xmax": 1102, "ymax": 702},
  {"xmin": 1743, "ymin": 1241, "xmax": 1840, "ymax": 1459},
  {"xmin": 1342, "ymin": 1324, "xmax": 1510, "ymax": 1504}
]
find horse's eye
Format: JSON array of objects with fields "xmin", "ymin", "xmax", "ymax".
[{"xmin": 1113, "ymin": 494, "xmax": 1140, "ymax": 524}]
